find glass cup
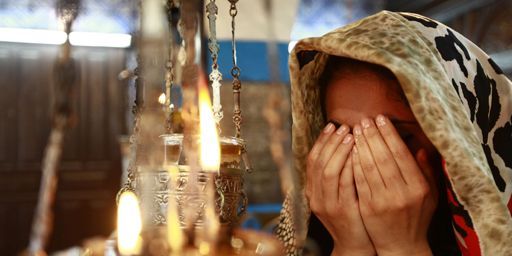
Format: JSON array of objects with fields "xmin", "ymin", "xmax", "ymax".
[{"xmin": 160, "ymin": 133, "xmax": 183, "ymax": 165}]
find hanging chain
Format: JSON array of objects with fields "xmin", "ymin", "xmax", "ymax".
[
  {"xmin": 207, "ymin": 0, "xmax": 224, "ymax": 126},
  {"xmin": 27, "ymin": 1, "xmax": 80, "ymax": 254},
  {"xmin": 164, "ymin": 0, "xmax": 177, "ymax": 134},
  {"xmin": 164, "ymin": 60, "xmax": 174, "ymax": 133},
  {"xmin": 227, "ymin": 0, "xmax": 252, "ymax": 172},
  {"xmin": 119, "ymin": 0, "xmax": 148, "ymax": 197},
  {"xmin": 229, "ymin": 0, "xmax": 242, "ymax": 138},
  {"xmin": 117, "ymin": 55, "xmax": 143, "ymax": 202}
]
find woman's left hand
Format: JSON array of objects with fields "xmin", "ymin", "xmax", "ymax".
[{"xmin": 352, "ymin": 115, "xmax": 438, "ymax": 256}]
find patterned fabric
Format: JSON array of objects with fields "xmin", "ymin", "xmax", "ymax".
[{"xmin": 276, "ymin": 11, "xmax": 512, "ymax": 255}]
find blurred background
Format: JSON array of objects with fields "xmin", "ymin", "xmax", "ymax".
[{"xmin": 0, "ymin": 0, "xmax": 511, "ymax": 254}]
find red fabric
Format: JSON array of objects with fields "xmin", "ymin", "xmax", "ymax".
[
  {"xmin": 508, "ymin": 197, "xmax": 512, "ymax": 214},
  {"xmin": 447, "ymin": 188, "xmax": 481, "ymax": 256},
  {"xmin": 442, "ymin": 159, "xmax": 481, "ymax": 256}
]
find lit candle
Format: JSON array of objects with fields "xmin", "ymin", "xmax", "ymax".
[
  {"xmin": 167, "ymin": 166, "xmax": 184, "ymax": 254},
  {"xmin": 198, "ymin": 75, "xmax": 221, "ymax": 173},
  {"xmin": 198, "ymin": 73, "xmax": 221, "ymax": 249},
  {"xmin": 117, "ymin": 191, "xmax": 142, "ymax": 255}
]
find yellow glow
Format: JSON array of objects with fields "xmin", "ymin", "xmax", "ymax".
[
  {"xmin": 158, "ymin": 93, "xmax": 166, "ymax": 105},
  {"xmin": 199, "ymin": 242, "xmax": 210, "ymax": 255},
  {"xmin": 166, "ymin": 209, "xmax": 184, "ymax": 253},
  {"xmin": 117, "ymin": 191, "xmax": 142, "ymax": 255},
  {"xmin": 167, "ymin": 165, "xmax": 184, "ymax": 253},
  {"xmin": 199, "ymin": 76, "xmax": 221, "ymax": 172}
]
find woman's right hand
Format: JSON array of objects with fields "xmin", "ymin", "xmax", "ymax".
[{"xmin": 306, "ymin": 123, "xmax": 375, "ymax": 256}]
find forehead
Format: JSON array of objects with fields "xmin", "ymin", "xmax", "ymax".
[{"xmin": 323, "ymin": 70, "xmax": 414, "ymax": 127}]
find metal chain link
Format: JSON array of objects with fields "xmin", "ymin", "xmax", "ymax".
[
  {"xmin": 228, "ymin": 0, "xmax": 242, "ymax": 138},
  {"xmin": 227, "ymin": 0, "xmax": 252, "ymax": 173},
  {"xmin": 116, "ymin": 55, "xmax": 143, "ymax": 203}
]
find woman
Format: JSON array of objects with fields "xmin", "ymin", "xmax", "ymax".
[{"xmin": 276, "ymin": 11, "xmax": 512, "ymax": 256}]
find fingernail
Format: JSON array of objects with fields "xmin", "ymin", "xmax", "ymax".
[
  {"xmin": 361, "ymin": 118, "xmax": 371, "ymax": 129},
  {"xmin": 323, "ymin": 123, "xmax": 334, "ymax": 133},
  {"xmin": 335, "ymin": 124, "xmax": 348, "ymax": 135},
  {"xmin": 376, "ymin": 115, "xmax": 386, "ymax": 127},
  {"xmin": 342, "ymin": 134, "xmax": 353, "ymax": 144},
  {"xmin": 328, "ymin": 120, "xmax": 341, "ymax": 129},
  {"xmin": 353, "ymin": 125, "xmax": 362, "ymax": 136}
]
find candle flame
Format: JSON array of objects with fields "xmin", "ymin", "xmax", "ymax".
[
  {"xmin": 199, "ymin": 76, "xmax": 220, "ymax": 172},
  {"xmin": 117, "ymin": 191, "xmax": 142, "ymax": 255},
  {"xmin": 167, "ymin": 200, "xmax": 184, "ymax": 253},
  {"xmin": 158, "ymin": 93, "xmax": 166, "ymax": 105},
  {"xmin": 167, "ymin": 166, "xmax": 184, "ymax": 253}
]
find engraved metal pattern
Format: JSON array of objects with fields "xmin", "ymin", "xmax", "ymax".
[
  {"xmin": 136, "ymin": 168, "xmax": 246, "ymax": 227},
  {"xmin": 136, "ymin": 134, "xmax": 248, "ymax": 228}
]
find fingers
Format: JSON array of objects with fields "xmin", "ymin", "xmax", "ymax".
[
  {"xmin": 307, "ymin": 123, "xmax": 336, "ymax": 198},
  {"xmin": 308, "ymin": 123, "xmax": 336, "ymax": 164},
  {"xmin": 317, "ymin": 124, "xmax": 350, "ymax": 183},
  {"xmin": 339, "ymin": 151, "xmax": 356, "ymax": 202},
  {"xmin": 352, "ymin": 148, "xmax": 372, "ymax": 200},
  {"xmin": 361, "ymin": 118, "xmax": 406, "ymax": 188},
  {"xmin": 374, "ymin": 115, "xmax": 423, "ymax": 185},
  {"xmin": 322, "ymin": 134, "xmax": 354, "ymax": 198},
  {"xmin": 307, "ymin": 122, "xmax": 352, "ymax": 212},
  {"xmin": 353, "ymin": 125, "xmax": 385, "ymax": 192},
  {"xmin": 323, "ymin": 132, "xmax": 354, "ymax": 213}
]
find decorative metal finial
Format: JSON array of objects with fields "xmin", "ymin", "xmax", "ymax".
[{"xmin": 207, "ymin": 0, "xmax": 224, "ymax": 126}]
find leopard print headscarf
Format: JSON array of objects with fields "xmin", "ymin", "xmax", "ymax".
[{"xmin": 276, "ymin": 11, "xmax": 512, "ymax": 256}]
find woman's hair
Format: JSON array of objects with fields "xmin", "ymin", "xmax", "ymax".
[{"xmin": 318, "ymin": 55, "xmax": 408, "ymax": 119}]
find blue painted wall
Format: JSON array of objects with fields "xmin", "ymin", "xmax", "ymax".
[{"xmin": 207, "ymin": 41, "xmax": 290, "ymax": 83}]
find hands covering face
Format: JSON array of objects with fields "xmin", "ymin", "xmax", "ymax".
[{"xmin": 306, "ymin": 115, "xmax": 438, "ymax": 256}]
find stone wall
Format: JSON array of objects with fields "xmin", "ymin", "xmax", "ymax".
[{"xmin": 217, "ymin": 81, "xmax": 290, "ymax": 205}]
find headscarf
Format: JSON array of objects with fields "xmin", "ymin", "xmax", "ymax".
[{"xmin": 276, "ymin": 10, "xmax": 512, "ymax": 256}]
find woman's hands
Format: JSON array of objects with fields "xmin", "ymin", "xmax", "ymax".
[
  {"xmin": 306, "ymin": 123, "xmax": 375, "ymax": 256},
  {"xmin": 352, "ymin": 115, "xmax": 437, "ymax": 256},
  {"xmin": 306, "ymin": 115, "xmax": 438, "ymax": 256}
]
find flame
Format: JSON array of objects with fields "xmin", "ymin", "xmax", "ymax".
[
  {"xmin": 167, "ymin": 166, "xmax": 184, "ymax": 253},
  {"xmin": 166, "ymin": 201, "xmax": 184, "ymax": 253},
  {"xmin": 158, "ymin": 93, "xmax": 166, "ymax": 105},
  {"xmin": 199, "ymin": 76, "xmax": 220, "ymax": 172},
  {"xmin": 198, "ymin": 74, "xmax": 221, "ymax": 246},
  {"xmin": 117, "ymin": 191, "xmax": 142, "ymax": 255}
]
